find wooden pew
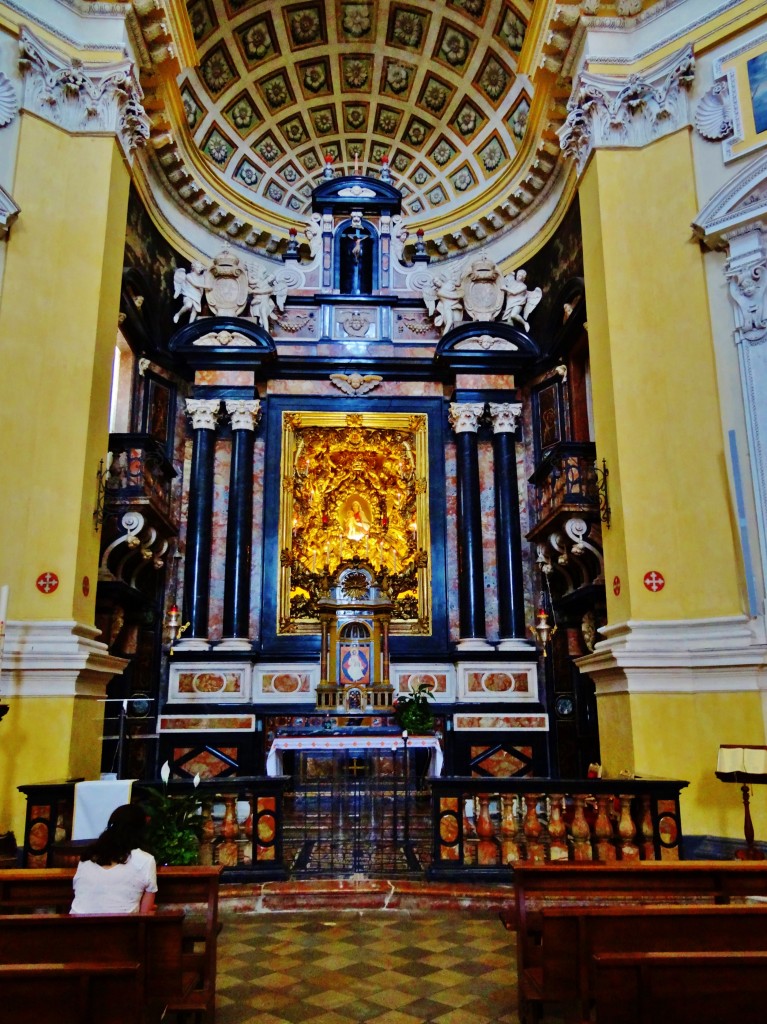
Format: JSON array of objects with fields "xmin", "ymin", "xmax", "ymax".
[
  {"xmin": 0, "ymin": 961, "xmax": 143, "ymax": 1024},
  {"xmin": 0, "ymin": 865, "xmax": 223, "ymax": 1023},
  {"xmin": 0, "ymin": 911, "xmax": 186, "ymax": 1023},
  {"xmin": 523, "ymin": 903, "xmax": 767, "ymax": 1023},
  {"xmin": 592, "ymin": 950, "xmax": 767, "ymax": 1024}
]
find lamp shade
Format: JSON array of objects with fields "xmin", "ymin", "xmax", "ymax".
[{"xmin": 716, "ymin": 745, "xmax": 767, "ymax": 784}]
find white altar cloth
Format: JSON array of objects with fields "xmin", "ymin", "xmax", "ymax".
[{"xmin": 266, "ymin": 735, "xmax": 443, "ymax": 778}]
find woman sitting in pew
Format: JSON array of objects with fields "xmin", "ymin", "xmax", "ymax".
[{"xmin": 70, "ymin": 804, "xmax": 157, "ymax": 915}]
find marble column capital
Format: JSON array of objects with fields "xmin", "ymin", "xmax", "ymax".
[
  {"xmin": 186, "ymin": 398, "xmax": 221, "ymax": 431},
  {"xmin": 488, "ymin": 402, "xmax": 523, "ymax": 434},
  {"xmin": 448, "ymin": 402, "xmax": 485, "ymax": 434},
  {"xmin": 225, "ymin": 399, "xmax": 262, "ymax": 431}
]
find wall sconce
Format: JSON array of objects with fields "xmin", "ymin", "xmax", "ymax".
[
  {"xmin": 716, "ymin": 744, "xmax": 767, "ymax": 860},
  {"xmin": 530, "ymin": 606, "xmax": 557, "ymax": 657},
  {"xmin": 594, "ymin": 457, "xmax": 611, "ymax": 528},
  {"xmin": 166, "ymin": 551, "xmax": 189, "ymax": 655}
]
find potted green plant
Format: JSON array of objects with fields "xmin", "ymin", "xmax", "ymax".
[
  {"xmin": 141, "ymin": 763, "xmax": 203, "ymax": 866},
  {"xmin": 393, "ymin": 682, "xmax": 436, "ymax": 734}
]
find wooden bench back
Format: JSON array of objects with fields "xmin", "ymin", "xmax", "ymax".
[
  {"xmin": 592, "ymin": 950, "xmax": 767, "ymax": 1024},
  {"xmin": 540, "ymin": 903, "xmax": 767, "ymax": 1006},
  {"xmin": 0, "ymin": 962, "xmax": 144, "ymax": 1024},
  {"xmin": 0, "ymin": 910, "xmax": 185, "ymax": 1002}
]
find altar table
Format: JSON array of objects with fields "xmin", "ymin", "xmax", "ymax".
[{"xmin": 266, "ymin": 734, "xmax": 443, "ymax": 778}]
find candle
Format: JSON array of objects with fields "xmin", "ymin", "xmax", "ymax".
[{"xmin": 0, "ymin": 585, "xmax": 8, "ymax": 627}]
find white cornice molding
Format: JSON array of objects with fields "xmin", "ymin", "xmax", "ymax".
[
  {"xmin": 576, "ymin": 615, "xmax": 767, "ymax": 694},
  {"xmin": 693, "ymin": 152, "xmax": 767, "ymax": 249},
  {"xmin": 559, "ymin": 44, "xmax": 695, "ymax": 175},
  {"xmin": 0, "ymin": 184, "xmax": 20, "ymax": 239},
  {"xmin": 2, "ymin": 0, "xmax": 128, "ymax": 53},
  {"xmin": 17, "ymin": 27, "xmax": 149, "ymax": 161},
  {"xmin": 1, "ymin": 620, "xmax": 128, "ymax": 697}
]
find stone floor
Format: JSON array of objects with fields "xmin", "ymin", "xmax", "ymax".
[{"xmin": 214, "ymin": 909, "xmax": 521, "ymax": 1024}]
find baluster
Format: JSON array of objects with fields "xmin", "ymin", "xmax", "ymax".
[
  {"xmin": 218, "ymin": 793, "xmax": 240, "ymax": 867},
  {"xmin": 618, "ymin": 794, "xmax": 640, "ymax": 861},
  {"xmin": 640, "ymin": 795, "xmax": 656, "ymax": 860},
  {"xmin": 501, "ymin": 793, "xmax": 522, "ymax": 864},
  {"xmin": 523, "ymin": 794, "xmax": 546, "ymax": 862},
  {"xmin": 198, "ymin": 799, "xmax": 215, "ymax": 866},
  {"xmin": 476, "ymin": 793, "xmax": 499, "ymax": 866},
  {"xmin": 594, "ymin": 794, "xmax": 616, "ymax": 861},
  {"xmin": 570, "ymin": 794, "xmax": 593, "ymax": 861},
  {"xmin": 548, "ymin": 794, "xmax": 569, "ymax": 861}
]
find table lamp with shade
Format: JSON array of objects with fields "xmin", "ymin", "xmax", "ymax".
[{"xmin": 715, "ymin": 744, "xmax": 767, "ymax": 860}]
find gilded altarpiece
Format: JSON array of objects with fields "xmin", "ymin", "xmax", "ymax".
[{"xmin": 277, "ymin": 412, "xmax": 432, "ymax": 636}]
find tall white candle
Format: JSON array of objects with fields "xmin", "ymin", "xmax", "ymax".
[{"xmin": 0, "ymin": 585, "xmax": 8, "ymax": 628}]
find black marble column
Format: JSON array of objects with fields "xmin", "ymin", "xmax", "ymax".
[
  {"xmin": 220, "ymin": 400, "xmax": 261, "ymax": 649},
  {"xmin": 181, "ymin": 399, "xmax": 220, "ymax": 648},
  {"xmin": 489, "ymin": 402, "xmax": 527, "ymax": 646},
  {"xmin": 449, "ymin": 402, "xmax": 491, "ymax": 649}
]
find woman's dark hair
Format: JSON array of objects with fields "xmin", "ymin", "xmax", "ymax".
[{"xmin": 81, "ymin": 803, "xmax": 147, "ymax": 866}]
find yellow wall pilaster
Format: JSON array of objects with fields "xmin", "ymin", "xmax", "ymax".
[
  {"xmin": 0, "ymin": 113, "xmax": 130, "ymax": 835},
  {"xmin": 580, "ymin": 130, "xmax": 743, "ymax": 623},
  {"xmin": 578, "ymin": 129, "xmax": 757, "ymax": 841}
]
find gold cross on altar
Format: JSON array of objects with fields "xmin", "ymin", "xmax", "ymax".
[{"xmin": 346, "ymin": 757, "xmax": 366, "ymax": 777}]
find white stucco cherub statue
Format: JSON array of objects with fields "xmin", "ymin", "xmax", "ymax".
[
  {"xmin": 247, "ymin": 265, "xmax": 277, "ymax": 329},
  {"xmin": 502, "ymin": 269, "xmax": 543, "ymax": 332},
  {"xmin": 173, "ymin": 260, "xmax": 206, "ymax": 323}
]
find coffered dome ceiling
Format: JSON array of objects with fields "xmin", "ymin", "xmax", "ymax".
[
  {"xmin": 182, "ymin": 0, "xmax": 532, "ymax": 221},
  {"xmin": 134, "ymin": 0, "xmax": 668, "ymax": 259}
]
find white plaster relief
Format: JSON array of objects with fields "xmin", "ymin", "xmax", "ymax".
[
  {"xmin": 226, "ymin": 399, "xmax": 261, "ymax": 431},
  {"xmin": 487, "ymin": 402, "xmax": 523, "ymax": 434},
  {"xmin": 0, "ymin": 71, "xmax": 18, "ymax": 128},
  {"xmin": 559, "ymin": 45, "xmax": 695, "ymax": 174},
  {"xmin": 694, "ymin": 79, "xmax": 733, "ymax": 142},
  {"xmin": 17, "ymin": 27, "xmax": 149, "ymax": 158},
  {"xmin": 448, "ymin": 402, "xmax": 485, "ymax": 434},
  {"xmin": 185, "ymin": 398, "xmax": 221, "ymax": 431},
  {"xmin": 0, "ymin": 184, "xmax": 20, "ymax": 239}
]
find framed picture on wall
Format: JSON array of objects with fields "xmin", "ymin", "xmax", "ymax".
[
  {"xmin": 532, "ymin": 378, "xmax": 566, "ymax": 461},
  {"xmin": 139, "ymin": 371, "xmax": 174, "ymax": 449},
  {"xmin": 714, "ymin": 33, "xmax": 767, "ymax": 162}
]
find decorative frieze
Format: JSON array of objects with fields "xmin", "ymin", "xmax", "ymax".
[
  {"xmin": 559, "ymin": 45, "xmax": 695, "ymax": 174},
  {"xmin": 448, "ymin": 402, "xmax": 485, "ymax": 434},
  {"xmin": 18, "ymin": 28, "xmax": 149, "ymax": 159},
  {"xmin": 185, "ymin": 398, "xmax": 221, "ymax": 431},
  {"xmin": 488, "ymin": 402, "xmax": 523, "ymax": 434},
  {"xmin": 226, "ymin": 399, "xmax": 261, "ymax": 432}
]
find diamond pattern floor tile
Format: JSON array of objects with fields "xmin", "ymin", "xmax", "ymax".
[{"xmin": 211, "ymin": 910, "xmax": 523, "ymax": 1024}]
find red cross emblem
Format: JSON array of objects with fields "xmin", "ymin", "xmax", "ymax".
[
  {"xmin": 36, "ymin": 572, "xmax": 59, "ymax": 594},
  {"xmin": 82, "ymin": 576, "xmax": 90, "ymax": 597},
  {"xmin": 643, "ymin": 570, "xmax": 665, "ymax": 592},
  {"xmin": 613, "ymin": 575, "xmax": 621, "ymax": 596}
]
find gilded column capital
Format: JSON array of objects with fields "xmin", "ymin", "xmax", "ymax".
[
  {"xmin": 226, "ymin": 399, "xmax": 262, "ymax": 431},
  {"xmin": 558, "ymin": 45, "xmax": 695, "ymax": 175},
  {"xmin": 488, "ymin": 402, "xmax": 523, "ymax": 434},
  {"xmin": 17, "ymin": 27, "xmax": 149, "ymax": 160},
  {"xmin": 186, "ymin": 398, "xmax": 221, "ymax": 431},
  {"xmin": 448, "ymin": 402, "xmax": 485, "ymax": 434}
]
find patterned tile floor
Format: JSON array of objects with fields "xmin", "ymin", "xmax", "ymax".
[{"xmin": 215, "ymin": 910, "xmax": 522, "ymax": 1024}]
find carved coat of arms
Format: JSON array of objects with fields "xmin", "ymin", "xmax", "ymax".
[
  {"xmin": 460, "ymin": 256, "xmax": 505, "ymax": 322},
  {"xmin": 204, "ymin": 249, "xmax": 249, "ymax": 316}
]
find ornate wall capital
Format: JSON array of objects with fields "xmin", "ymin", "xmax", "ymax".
[
  {"xmin": 488, "ymin": 402, "xmax": 523, "ymax": 434},
  {"xmin": 448, "ymin": 402, "xmax": 485, "ymax": 434},
  {"xmin": 725, "ymin": 232, "xmax": 767, "ymax": 348},
  {"xmin": 226, "ymin": 399, "xmax": 262, "ymax": 431},
  {"xmin": 186, "ymin": 398, "xmax": 221, "ymax": 431},
  {"xmin": 0, "ymin": 184, "xmax": 20, "ymax": 239},
  {"xmin": 558, "ymin": 45, "xmax": 695, "ymax": 175},
  {"xmin": 17, "ymin": 28, "xmax": 149, "ymax": 159}
]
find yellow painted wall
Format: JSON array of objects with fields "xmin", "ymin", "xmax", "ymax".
[
  {"xmin": 0, "ymin": 115, "xmax": 129, "ymax": 624},
  {"xmin": 579, "ymin": 130, "xmax": 743, "ymax": 624},
  {"xmin": 0, "ymin": 115, "xmax": 130, "ymax": 837},
  {"xmin": 598, "ymin": 690, "xmax": 767, "ymax": 842}
]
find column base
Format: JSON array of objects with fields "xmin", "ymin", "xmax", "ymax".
[
  {"xmin": 2, "ymin": 620, "xmax": 127, "ymax": 696},
  {"xmin": 172, "ymin": 637, "xmax": 211, "ymax": 652},
  {"xmin": 497, "ymin": 637, "xmax": 536, "ymax": 652},
  {"xmin": 456, "ymin": 638, "xmax": 494, "ymax": 652},
  {"xmin": 216, "ymin": 638, "xmax": 253, "ymax": 651}
]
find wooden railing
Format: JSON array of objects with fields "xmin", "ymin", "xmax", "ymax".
[
  {"xmin": 528, "ymin": 441, "xmax": 598, "ymax": 532},
  {"xmin": 428, "ymin": 777, "xmax": 688, "ymax": 880}
]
